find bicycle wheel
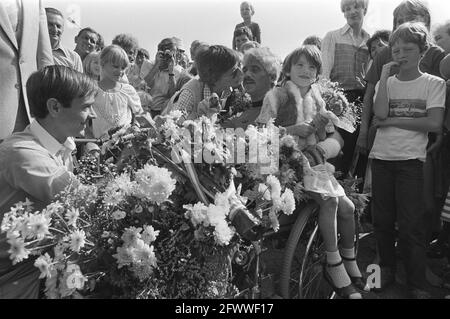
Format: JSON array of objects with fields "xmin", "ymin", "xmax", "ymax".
[{"xmin": 279, "ymin": 202, "xmax": 325, "ymax": 299}]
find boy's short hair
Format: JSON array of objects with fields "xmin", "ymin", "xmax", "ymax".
[
  {"xmin": 196, "ymin": 45, "xmax": 241, "ymax": 88},
  {"xmin": 234, "ymin": 26, "xmax": 253, "ymax": 40},
  {"xmin": 157, "ymin": 38, "xmax": 177, "ymax": 52},
  {"xmin": 240, "ymin": 1, "xmax": 255, "ymax": 15},
  {"xmin": 137, "ymin": 48, "xmax": 150, "ymax": 60},
  {"xmin": 366, "ymin": 30, "xmax": 391, "ymax": 57},
  {"xmin": 389, "ymin": 22, "xmax": 431, "ymax": 53},
  {"xmin": 243, "ymin": 47, "xmax": 281, "ymax": 85},
  {"xmin": 340, "ymin": 0, "xmax": 369, "ymax": 12},
  {"xmin": 26, "ymin": 65, "xmax": 97, "ymax": 119},
  {"xmin": 240, "ymin": 41, "xmax": 261, "ymax": 52},
  {"xmin": 45, "ymin": 7, "xmax": 63, "ymax": 18},
  {"xmin": 303, "ymin": 35, "xmax": 322, "ymax": 50},
  {"xmin": 112, "ymin": 33, "xmax": 139, "ymax": 53},
  {"xmin": 100, "ymin": 44, "xmax": 130, "ymax": 68},
  {"xmin": 282, "ymin": 45, "xmax": 323, "ymax": 78},
  {"xmin": 393, "ymin": 0, "xmax": 431, "ymax": 31}
]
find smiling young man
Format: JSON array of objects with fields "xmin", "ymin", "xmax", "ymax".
[
  {"xmin": 45, "ymin": 7, "xmax": 83, "ymax": 73},
  {"xmin": 0, "ymin": 65, "xmax": 97, "ymax": 298}
]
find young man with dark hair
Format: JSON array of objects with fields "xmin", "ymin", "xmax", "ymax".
[{"xmin": 0, "ymin": 65, "xmax": 97, "ymax": 298}]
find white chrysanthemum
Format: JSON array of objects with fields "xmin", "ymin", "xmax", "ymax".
[
  {"xmin": 104, "ymin": 173, "xmax": 136, "ymax": 206},
  {"xmin": 28, "ymin": 213, "xmax": 51, "ymax": 240},
  {"xmin": 112, "ymin": 210, "xmax": 126, "ymax": 220},
  {"xmin": 113, "ymin": 245, "xmax": 136, "ymax": 268},
  {"xmin": 141, "ymin": 225, "xmax": 159, "ymax": 245},
  {"xmin": 7, "ymin": 237, "xmax": 30, "ymax": 265},
  {"xmin": 34, "ymin": 253, "xmax": 53, "ymax": 279},
  {"xmin": 258, "ymin": 183, "xmax": 272, "ymax": 201},
  {"xmin": 65, "ymin": 208, "xmax": 79, "ymax": 227},
  {"xmin": 69, "ymin": 230, "xmax": 86, "ymax": 253},
  {"xmin": 206, "ymin": 205, "xmax": 228, "ymax": 228},
  {"xmin": 214, "ymin": 192, "xmax": 231, "ymax": 212},
  {"xmin": 133, "ymin": 164, "xmax": 176, "ymax": 204},
  {"xmin": 266, "ymin": 175, "xmax": 282, "ymax": 200},
  {"xmin": 121, "ymin": 226, "xmax": 142, "ymax": 247},
  {"xmin": 281, "ymin": 188, "xmax": 296, "ymax": 215},
  {"xmin": 184, "ymin": 203, "xmax": 209, "ymax": 227}
]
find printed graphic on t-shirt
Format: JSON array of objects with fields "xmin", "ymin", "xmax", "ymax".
[{"xmin": 388, "ymin": 99, "xmax": 427, "ymax": 118}]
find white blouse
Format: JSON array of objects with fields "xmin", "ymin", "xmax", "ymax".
[{"xmin": 92, "ymin": 83, "xmax": 142, "ymax": 138}]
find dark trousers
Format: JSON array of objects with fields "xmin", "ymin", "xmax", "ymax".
[{"xmin": 371, "ymin": 159, "xmax": 428, "ymax": 289}]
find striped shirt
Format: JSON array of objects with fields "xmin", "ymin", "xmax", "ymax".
[
  {"xmin": 322, "ymin": 24, "xmax": 370, "ymax": 91},
  {"xmin": 441, "ymin": 187, "xmax": 450, "ymax": 222}
]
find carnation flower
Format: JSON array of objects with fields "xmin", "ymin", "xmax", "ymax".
[
  {"xmin": 34, "ymin": 253, "xmax": 53, "ymax": 279},
  {"xmin": 7, "ymin": 237, "xmax": 30, "ymax": 264},
  {"xmin": 281, "ymin": 188, "xmax": 296, "ymax": 215},
  {"xmin": 141, "ymin": 225, "xmax": 159, "ymax": 245},
  {"xmin": 133, "ymin": 164, "xmax": 176, "ymax": 204},
  {"xmin": 266, "ymin": 175, "xmax": 282, "ymax": 201},
  {"xmin": 65, "ymin": 208, "xmax": 79, "ymax": 227},
  {"xmin": 69, "ymin": 230, "xmax": 86, "ymax": 253},
  {"xmin": 112, "ymin": 210, "xmax": 126, "ymax": 220}
]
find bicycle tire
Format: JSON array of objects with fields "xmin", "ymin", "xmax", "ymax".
[{"xmin": 279, "ymin": 202, "xmax": 318, "ymax": 299}]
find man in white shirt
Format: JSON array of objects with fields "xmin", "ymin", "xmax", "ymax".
[
  {"xmin": 45, "ymin": 7, "xmax": 83, "ymax": 72},
  {"xmin": 0, "ymin": 65, "xmax": 97, "ymax": 298}
]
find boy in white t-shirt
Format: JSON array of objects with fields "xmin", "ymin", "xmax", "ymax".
[{"xmin": 370, "ymin": 22, "xmax": 446, "ymax": 298}]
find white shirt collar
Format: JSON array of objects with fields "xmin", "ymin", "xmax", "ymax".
[
  {"xmin": 340, "ymin": 24, "xmax": 369, "ymax": 38},
  {"xmin": 29, "ymin": 120, "xmax": 76, "ymax": 156}
]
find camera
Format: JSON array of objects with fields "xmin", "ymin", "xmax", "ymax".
[{"xmin": 158, "ymin": 50, "xmax": 174, "ymax": 70}]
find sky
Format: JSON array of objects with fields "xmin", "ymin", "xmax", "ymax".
[{"xmin": 43, "ymin": 0, "xmax": 450, "ymax": 60}]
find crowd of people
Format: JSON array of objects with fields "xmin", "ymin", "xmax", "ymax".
[{"xmin": 1, "ymin": 0, "xmax": 450, "ymax": 299}]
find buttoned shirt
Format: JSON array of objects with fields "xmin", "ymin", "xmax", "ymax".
[
  {"xmin": 52, "ymin": 44, "xmax": 83, "ymax": 72},
  {"xmin": 321, "ymin": 24, "xmax": 370, "ymax": 91},
  {"xmin": 0, "ymin": 120, "xmax": 77, "ymax": 215}
]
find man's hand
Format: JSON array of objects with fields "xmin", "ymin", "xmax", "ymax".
[
  {"xmin": 427, "ymin": 133, "xmax": 443, "ymax": 159},
  {"xmin": 372, "ymin": 116, "xmax": 390, "ymax": 128}
]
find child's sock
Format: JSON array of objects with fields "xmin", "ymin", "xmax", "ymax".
[
  {"xmin": 325, "ymin": 250, "xmax": 351, "ymax": 288},
  {"xmin": 340, "ymin": 247, "xmax": 362, "ymax": 278}
]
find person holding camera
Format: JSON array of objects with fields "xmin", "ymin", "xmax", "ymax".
[{"xmin": 144, "ymin": 38, "xmax": 191, "ymax": 117}]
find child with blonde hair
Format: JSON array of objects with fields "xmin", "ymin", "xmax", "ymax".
[
  {"xmin": 92, "ymin": 45, "xmax": 143, "ymax": 138},
  {"xmin": 257, "ymin": 45, "xmax": 364, "ymax": 299},
  {"xmin": 83, "ymin": 51, "xmax": 101, "ymax": 81}
]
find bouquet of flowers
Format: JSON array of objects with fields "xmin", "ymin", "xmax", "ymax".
[
  {"xmin": 317, "ymin": 78, "xmax": 363, "ymax": 133},
  {"xmin": 0, "ymin": 183, "xmax": 99, "ymax": 298}
]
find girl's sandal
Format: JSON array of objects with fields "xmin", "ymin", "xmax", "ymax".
[
  {"xmin": 340, "ymin": 256, "xmax": 369, "ymax": 292},
  {"xmin": 322, "ymin": 261, "xmax": 362, "ymax": 299}
]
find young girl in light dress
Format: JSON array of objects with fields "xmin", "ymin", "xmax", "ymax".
[
  {"xmin": 92, "ymin": 45, "xmax": 143, "ymax": 138},
  {"xmin": 257, "ymin": 45, "xmax": 365, "ymax": 299}
]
